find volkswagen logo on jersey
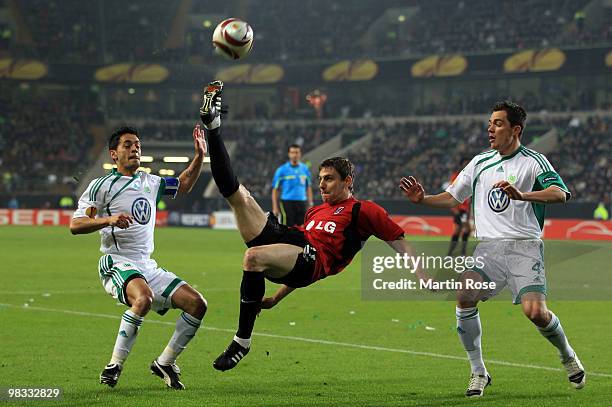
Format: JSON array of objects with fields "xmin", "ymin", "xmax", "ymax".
[
  {"xmin": 131, "ymin": 198, "xmax": 151, "ymax": 225},
  {"xmin": 488, "ymin": 188, "xmax": 510, "ymax": 213}
]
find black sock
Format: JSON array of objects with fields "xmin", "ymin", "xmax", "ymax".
[
  {"xmin": 460, "ymin": 232, "xmax": 469, "ymax": 255},
  {"xmin": 205, "ymin": 127, "xmax": 239, "ymax": 198},
  {"xmin": 236, "ymin": 271, "xmax": 265, "ymax": 340},
  {"xmin": 448, "ymin": 234, "xmax": 459, "ymax": 256}
]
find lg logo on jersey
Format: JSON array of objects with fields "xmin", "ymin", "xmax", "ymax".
[
  {"xmin": 487, "ymin": 188, "xmax": 510, "ymax": 213},
  {"xmin": 305, "ymin": 220, "xmax": 337, "ymax": 233}
]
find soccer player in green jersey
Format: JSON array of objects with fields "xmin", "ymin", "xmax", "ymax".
[
  {"xmin": 70, "ymin": 125, "xmax": 208, "ymax": 390},
  {"xmin": 401, "ymin": 101, "xmax": 585, "ymax": 397}
]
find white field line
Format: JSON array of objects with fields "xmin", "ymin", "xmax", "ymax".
[{"xmin": 1, "ymin": 302, "xmax": 610, "ymax": 379}]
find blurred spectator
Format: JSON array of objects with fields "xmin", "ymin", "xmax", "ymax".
[
  {"xmin": 59, "ymin": 195, "xmax": 75, "ymax": 209},
  {"xmin": 593, "ymin": 202, "xmax": 609, "ymax": 221},
  {"xmin": 7, "ymin": 196, "xmax": 19, "ymax": 209}
]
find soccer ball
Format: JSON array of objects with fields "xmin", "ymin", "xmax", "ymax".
[{"xmin": 212, "ymin": 18, "xmax": 254, "ymax": 60}]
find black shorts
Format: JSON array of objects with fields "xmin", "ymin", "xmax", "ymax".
[
  {"xmin": 453, "ymin": 210, "xmax": 469, "ymax": 225},
  {"xmin": 246, "ymin": 213, "xmax": 317, "ymax": 288},
  {"xmin": 280, "ymin": 200, "xmax": 307, "ymax": 226}
]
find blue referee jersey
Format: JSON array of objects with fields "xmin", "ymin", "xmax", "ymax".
[{"xmin": 272, "ymin": 162, "xmax": 311, "ymax": 201}]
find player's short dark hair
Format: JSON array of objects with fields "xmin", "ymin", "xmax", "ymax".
[
  {"xmin": 492, "ymin": 101, "xmax": 527, "ymax": 136},
  {"xmin": 319, "ymin": 157, "xmax": 355, "ymax": 191},
  {"xmin": 288, "ymin": 144, "xmax": 301, "ymax": 152},
  {"xmin": 109, "ymin": 126, "xmax": 139, "ymax": 150}
]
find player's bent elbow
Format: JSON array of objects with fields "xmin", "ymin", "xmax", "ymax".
[
  {"xmin": 558, "ymin": 192, "xmax": 568, "ymax": 204},
  {"xmin": 69, "ymin": 222, "xmax": 83, "ymax": 235}
]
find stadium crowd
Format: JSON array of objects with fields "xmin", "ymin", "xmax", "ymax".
[
  {"xmin": 140, "ymin": 116, "xmax": 609, "ymax": 204},
  {"xmin": 0, "ymin": 83, "xmax": 102, "ymax": 197},
  {"xmin": 5, "ymin": 0, "xmax": 607, "ymax": 64},
  {"xmin": 547, "ymin": 116, "xmax": 610, "ymax": 203}
]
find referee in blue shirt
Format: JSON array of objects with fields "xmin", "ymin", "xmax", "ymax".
[{"xmin": 271, "ymin": 144, "xmax": 313, "ymax": 226}]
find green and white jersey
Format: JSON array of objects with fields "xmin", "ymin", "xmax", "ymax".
[
  {"xmin": 446, "ymin": 145, "xmax": 570, "ymax": 240},
  {"xmin": 73, "ymin": 169, "xmax": 178, "ymax": 259}
]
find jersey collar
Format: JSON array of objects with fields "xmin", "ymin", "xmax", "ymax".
[
  {"xmin": 499, "ymin": 144, "xmax": 524, "ymax": 159},
  {"xmin": 112, "ymin": 168, "xmax": 140, "ymax": 178}
]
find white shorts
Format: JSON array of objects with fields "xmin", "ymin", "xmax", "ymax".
[
  {"xmin": 469, "ymin": 239, "xmax": 546, "ymax": 304},
  {"xmin": 97, "ymin": 254, "xmax": 186, "ymax": 315}
]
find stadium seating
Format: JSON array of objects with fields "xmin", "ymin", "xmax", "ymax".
[
  {"xmin": 9, "ymin": 0, "xmax": 607, "ymax": 64},
  {"xmin": 547, "ymin": 116, "xmax": 610, "ymax": 203},
  {"xmin": 0, "ymin": 83, "xmax": 101, "ymax": 197},
  {"xmin": 133, "ymin": 116, "xmax": 608, "ymax": 203}
]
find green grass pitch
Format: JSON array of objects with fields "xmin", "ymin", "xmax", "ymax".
[{"xmin": 1, "ymin": 226, "xmax": 611, "ymax": 406}]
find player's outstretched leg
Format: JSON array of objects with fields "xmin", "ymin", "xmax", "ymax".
[
  {"xmin": 199, "ymin": 80, "xmax": 268, "ymax": 243},
  {"xmin": 522, "ymin": 296, "xmax": 585, "ymax": 389},
  {"xmin": 101, "ymin": 278, "xmax": 152, "ymax": 387},
  {"xmin": 213, "ymin": 244, "xmax": 302, "ymax": 372},
  {"xmin": 151, "ymin": 285, "xmax": 207, "ymax": 390},
  {"xmin": 200, "ymin": 80, "xmax": 240, "ymax": 199}
]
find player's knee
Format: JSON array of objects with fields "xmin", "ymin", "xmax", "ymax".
[
  {"xmin": 132, "ymin": 293, "xmax": 153, "ymax": 313},
  {"xmin": 523, "ymin": 304, "xmax": 548, "ymax": 324},
  {"xmin": 228, "ymin": 185, "xmax": 252, "ymax": 206},
  {"xmin": 243, "ymin": 247, "xmax": 265, "ymax": 271},
  {"xmin": 190, "ymin": 293, "xmax": 207, "ymax": 319},
  {"xmin": 456, "ymin": 297, "xmax": 478, "ymax": 309}
]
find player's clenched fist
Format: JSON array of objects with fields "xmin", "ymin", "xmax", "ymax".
[
  {"xmin": 399, "ymin": 176, "xmax": 425, "ymax": 203},
  {"xmin": 108, "ymin": 213, "xmax": 133, "ymax": 229}
]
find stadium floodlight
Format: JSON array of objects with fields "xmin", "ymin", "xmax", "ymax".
[
  {"xmin": 102, "ymin": 163, "xmax": 116, "ymax": 170},
  {"xmin": 163, "ymin": 156, "xmax": 190, "ymax": 163},
  {"xmin": 137, "ymin": 167, "xmax": 152, "ymax": 173},
  {"xmin": 140, "ymin": 156, "xmax": 154, "ymax": 163}
]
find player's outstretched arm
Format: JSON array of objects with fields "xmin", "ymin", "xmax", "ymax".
[
  {"xmin": 177, "ymin": 124, "xmax": 207, "ymax": 194},
  {"xmin": 260, "ymin": 285, "xmax": 295, "ymax": 310},
  {"xmin": 70, "ymin": 213, "xmax": 133, "ymax": 235},
  {"xmin": 493, "ymin": 181, "xmax": 567, "ymax": 203},
  {"xmin": 400, "ymin": 176, "xmax": 460, "ymax": 208},
  {"xmin": 386, "ymin": 238, "xmax": 435, "ymax": 288}
]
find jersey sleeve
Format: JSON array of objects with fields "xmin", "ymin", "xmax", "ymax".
[
  {"xmin": 156, "ymin": 176, "xmax": 179, "ymax": 203},
  {"xmin": 357, "ymin": 201, "xmax": 405, "ymax": 241},
  {"xmin": 534, "ymin": 154, "xmax": 571, "ymax": 200},
  {"xmin": 446, "ymin": 157, "xmax": 476, "ymax": 203},
  {"xmin": 73, "ymin": 179, "xmax": 105, "ymax": 219},
  {"xmin": 272, "ymin": 167, "xmax": 283, "ymax": 190}
]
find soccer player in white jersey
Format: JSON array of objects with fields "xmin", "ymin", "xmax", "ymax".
[
  {"xmin": 70, "ymin": 126, "xmax": 207, "ymax": 390},
  {"xmin": 400, "ymin": 101, "xmax": 585, "ymax": 397}
]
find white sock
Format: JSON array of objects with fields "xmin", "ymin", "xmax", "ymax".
[
  {"xmin": 157, "ymin": 312, "xmax": 202, "ymax": 366},
  {"xmin": 538, "ymin": 311, "xmax": 575, "ymax": 362},
  {"xmin": 233, "ymin": 335, "xmax": 251, "ymax": 349},
  {"xmin": 456, "ymin": 306, "xmax": 487, "ymax": 376},
  {"xmin": 109, "ymin": 310, "xmax": 143, "ymax": 365}
]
